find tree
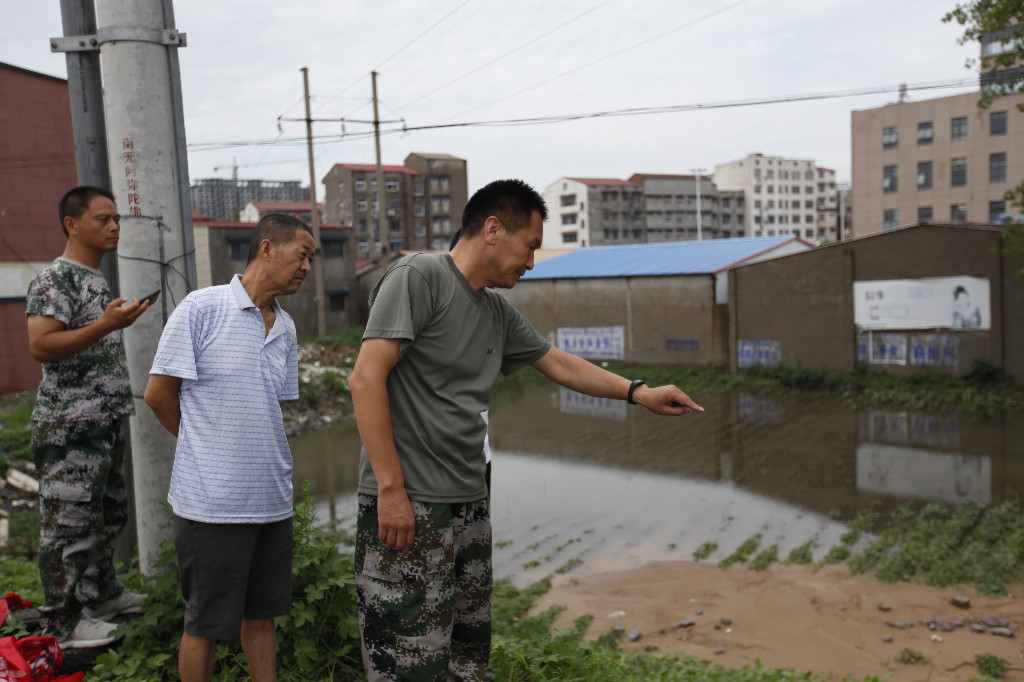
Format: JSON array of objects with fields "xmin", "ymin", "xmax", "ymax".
[{"xmin": 943, "ymin": 1, "xmax": 1024, "ymax": 267}]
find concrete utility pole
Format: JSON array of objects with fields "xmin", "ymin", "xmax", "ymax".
[
  {"xmin": 94, "ymin": 0, "xmax": 196, "ymax": 574},
  {"xmin": 372, "ymin": 71, "xmax": 389, "ymax": 260},
  {"xmin": 301, "ymin": 67, "xmax": 327, "ymax": 338},
  {"xmin": 58, "ymin": 0, "xmax": 117, "ymax": 291}
]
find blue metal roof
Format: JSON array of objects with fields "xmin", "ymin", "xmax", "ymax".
[{"xmin": 522, "ymin": 236, "xmax": 804, "ymax": 280}]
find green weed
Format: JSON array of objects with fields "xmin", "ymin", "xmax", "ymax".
[
  {"xmin": 750, "ymin": 545, "xmax": 779, "ymax": 571},
  {"xmin": 975, "ymin": 652, "xmax": 1009, "ymax": 678},
  {"xmin": 693, "ymin": 541, "xmax": 718, "ymax": 561},
  {"xmin": 720, "ymin": 534, "xmax": 762, "ymax": 568},
  {"xmin": 896, "ymin": 648, "xmax": 929, "ymax": 665}
]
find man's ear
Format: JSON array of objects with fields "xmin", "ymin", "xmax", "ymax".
[
  {"xmin": 483, "ymin": 216, "xmax": 501, "ymax": 245},
  {"xmin": 259, "ymin": 238, "xmax": 274, "ymax": 261},
  {"xmin": 63, "ymin": 216, "xmax": 78, "ymax": 237}
]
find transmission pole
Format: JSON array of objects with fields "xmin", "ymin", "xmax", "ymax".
[
  {"xmin": 372, "ymin": 71, "xmax": 389, "ymax": 261},
  {"xmin": 301, "ymin": 67, "xmax": 327, "ymax": 338}
]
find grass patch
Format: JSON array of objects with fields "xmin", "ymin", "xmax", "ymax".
[
  {"xmin": 975, "ymin": 653, "xmax": 1009, "ymax": 678},
  {"xmin": 750, "ymin": 545, "xmax": 779, "ymax": 571},
  {"xmin": 896, "ymin": 648, "xmax": 929, "ymax": 665},
  {"xmin": 693, "ymin": 541, "xmax": 717, "ymax": 561},
  {"xmin": 720, "ymin": 534, "xmax": 762, "ymax": 568},
  {"xmin": 786, "ymin": 541, "xmax": 815, "ymax": 565}
]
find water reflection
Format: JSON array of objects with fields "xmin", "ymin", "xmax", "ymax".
[{"xmin": 290, "ymin": 384, "xmax": 1024, "ymax": 581}]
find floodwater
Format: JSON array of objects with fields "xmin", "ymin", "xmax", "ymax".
[{"xmin": 290, "ymin": 384, "xmax": 1024, "ymax": 585}]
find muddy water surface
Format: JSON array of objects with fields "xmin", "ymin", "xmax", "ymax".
[{"xmin": 290, "ymin": 384, "xmax": 1023, "ymax": 584}]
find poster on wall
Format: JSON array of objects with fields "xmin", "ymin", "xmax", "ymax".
[
  {"xmin": 853, "ymin": 276, "xmax": 990, "ymax": 331},
  {"xmin": 557, "ymin": 326, "xmax": 625, "ymax": 361}
]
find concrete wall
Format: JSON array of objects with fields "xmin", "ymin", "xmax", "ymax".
[
  {"xmin": 730, "ymin": 225, "xmax": 1019, "ymax": 378},
  {"xmin": 503, "ymin": 274, "xmax": 727, "ymax": 367}
]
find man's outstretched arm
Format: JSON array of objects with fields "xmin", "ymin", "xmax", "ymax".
[
  {"xmin": 531, "ymin": 346, "xmax": 703, "ymax": 415},
  {"xmin": 349, "ymin": 338, "xmax": 415, "ymax": 552},
  {"xmin": 144, "ymin": 374, "xmax": 183, "ymax": 436}
]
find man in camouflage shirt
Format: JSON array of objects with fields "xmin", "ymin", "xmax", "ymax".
[{"xmin": 25, "ymin": 186, "xmax": 150, "ymax": 648}]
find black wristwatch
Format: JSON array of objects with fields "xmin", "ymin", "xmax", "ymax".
[{"xmin": 627, "ymin": 379, "xmax": 646, "ymax": 405}]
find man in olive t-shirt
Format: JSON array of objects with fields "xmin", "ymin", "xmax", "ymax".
[{"xmin": 350, "ymin": 179, "xmax": 704, "ymax": 682}]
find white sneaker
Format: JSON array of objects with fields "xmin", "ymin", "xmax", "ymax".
[
  {"xmin": 83, "ymin": 591, "xmax": 146, "ymax": 621},
  {"xmin": 59, "ymin": 615, "xmax": 120, "ymax": 649}
]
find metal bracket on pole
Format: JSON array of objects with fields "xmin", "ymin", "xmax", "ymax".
[{"xmin": 50, "ymin": 27, "xmax": 186, "ymax": 53}]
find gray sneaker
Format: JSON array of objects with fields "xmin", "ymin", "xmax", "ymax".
[
  {"xmin": 59, "ymin": 615, "xmax": 120, "ymax": 649},
  {"xmin": 83, "ymin": 591, "xmax": 146, "ymax": 621}
]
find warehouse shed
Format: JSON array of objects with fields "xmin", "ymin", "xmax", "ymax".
[{"xmin": 502, "ymin": 236, "xmax": 813, "ymax": 367}]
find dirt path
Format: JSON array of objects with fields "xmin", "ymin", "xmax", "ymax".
[{"xmin": 530, "ymin": 561, "xmax": 1024, "ymax": 681}]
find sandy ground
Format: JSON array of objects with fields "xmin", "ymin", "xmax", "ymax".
[{"xmin": 530, "ymin": 561, "xmax": 1024, "ymax": 681}]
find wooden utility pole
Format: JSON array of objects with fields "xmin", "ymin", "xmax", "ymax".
[
  {"xmin": 372, "ymin": 71, "xmax": 389, "ymax": 261},
  {"xmin": 302, "ymin": 67, "xmax": 327, "ymax": 338}
]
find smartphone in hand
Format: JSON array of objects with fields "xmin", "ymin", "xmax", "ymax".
[{"xmin": 142, "ymin": 290, "xmax": 160, "ymax": 306}]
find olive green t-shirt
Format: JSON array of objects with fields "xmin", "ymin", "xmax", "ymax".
[{"xmin": 358, "ymin": 253, "xmax": 550, "ymax": 502}]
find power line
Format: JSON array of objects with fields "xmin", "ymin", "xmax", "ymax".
[
  {"xmin": 394, "ymin": 0, "xmax": 620, "ymax": 113},
  {"xmin": 183, "ymin": 77, "xmax": 979, "ymax": 153},
  {"xmin": 445, "ymin": 0, "xmax": 755, "ymax": 122}
]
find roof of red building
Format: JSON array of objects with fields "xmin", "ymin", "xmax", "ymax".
[
  {"xmin": 193, "ymin": 219, "xmax": 351, "ymax": 230},
  {"xmin": 566, "ymin": 177, "xmax": 641, "ymax": 187},
  {"xmin": 337, "ymin": 164, "xmax": 422, "ymax": 175},
  {"xmin": 250, "ymin": 201, "xmax": 322, "ymax": 212},
  {"xmin": 629, "ymin": 173, "xmax": 699, "ymax": 182}
]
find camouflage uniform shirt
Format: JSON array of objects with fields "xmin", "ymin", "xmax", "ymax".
[{"xmin": 26, "ymin": 257, "xmax": 134, "ymax": 423}]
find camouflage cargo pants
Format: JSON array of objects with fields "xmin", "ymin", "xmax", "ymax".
[
  {"xmin": 32, "ymin": 418, "xmax": 128, "ymax": 636},
  {"xmin": 356, "ymin": 493, "xmax": 492, "ymax": 682}
]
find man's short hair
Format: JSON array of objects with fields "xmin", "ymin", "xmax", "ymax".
[
  {"xmin": 59, "ymin": 186, "xmax": 116, "ymax": 237},
  {"xmin": 247, "ymin": 213, "xmax": 314, "ymax": 264},
  {"xmin": 460, "ymin": 179, "xmax": 548, "ymax": 240}
]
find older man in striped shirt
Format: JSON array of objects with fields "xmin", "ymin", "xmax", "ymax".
[{"xmin": 144, "ymin": 213, "xmax": 315, "ymax": 682}]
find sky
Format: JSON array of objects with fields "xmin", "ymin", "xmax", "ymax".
[{"xmin": 3, "ymin": 0, "xmax": 981, "ymax": 195}]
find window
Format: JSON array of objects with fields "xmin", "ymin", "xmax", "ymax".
[
  {"xmin": 805, "ymin": 171, "xmax": 814, "ymax": 180},
  {"xmin": 328, "ymin": 290, "xmax": 348, "ymax": 312},
  {"xmin": 337, "ymin": 201, "xmax": 345, "ymax": 213},
  {"xmin": 357, "ymin": 218, "xmax": 367, "ymax": 231},
  {"xmin": 722, "ymin": 198, "xmax": 730, "ymax": 208},
  {"xmin": 884, "ymin": 210, "xmax": 899, "ymax": 230},
  {"xmin": 806, "ymin": 214, "xmax": 815, "ymax": 224},
  {"xmin": 951, "ymin": 117, "xmax": 968, "ymax": 141},
  {"xmin": 388, "ymin": 218, "xmax": 401, "ymax": 232},
  {"xmin": 805, "ymin": 200, "xmax": 814, "ymax": 209},
  {"xmin": 793, "ymin": 215, "xmax": 801, "ymax": 224},
  {"xmin": 766, "ymin": 185, "xmax": 775, "ymax": 194},
  {"xmin": 805, "ymin": 186, "xmax": 813, "ymax": 194},
  {"xmin": 951, "ymin": 158, "xmax": 967, "ymax": 187},
  {"xmin": 355, "ymin": 179, "xmax": 367, "ymax": 191},
  {"xmin": 385, "ymin": 180, "xmax": 400, "ymax": 192},
  {"xmin": 370, "ymin": 179, "xmax": 377, "ymax": 191},
  {"xmin": 918, "ymin": 206, "xmax": 933, "ymax": 222},
  {"xmin": 991, "ymin": 111, "xmax": 1007, "ymax": 135},
  {"xmin": 767, "ymin": 200, "xmax": 775, "ymax": 209},
  {"xmin": 561, "ymin": 214, "xmax": 577, "ymax": 225},
  {"xmin": 414, "ymin": 205, "xmax": 425, "ymax": 217},
  {"xmin": 722, "ymin": 214, "xmax": 731, "ymax": 224},
  {"xmin": 882, "ymin": 126, "xmax": 898, "ymax": 149},
  {"xmin": 883, "ymin": 165, "xmax": 898, "ymax": 193},
  {"xmin": 754, "ymin": 200, "xmax": 762, "ymax": 208},
  {"xmin": 754, "ymin": 185, "xmax": 762, "ymax": 193},
  {"xmin": 917, "ymin": 121, "xmax": 933, "ymax": 145},
  {"xmin": 336, "ymin": 181, "xmax": 344, "ymax": 192},
  {"xmin": 358, "ymin": 241, "xmax": 369, "ymax": 253},
  {"xmin": 357, "ymin": 200, "xmax": 367, "ymax": 212},
  {"xmin": 228, "ymin": 238, "xmax": 249, "ymax": 262},
  {"xmin": 917, "ymin": 161, "xmax": 933, "ymax": 190},
  {"xmin": 430, "ymin": 175, "xmax": 450, "ymax": 190},
  {"xmin": 990, "ymin": 153, "xmax": 1007, "ymax": 183},
  {"xmin": 415, "ymin": 224, "xmax": 426, "ymax": 237},
  {"xmin": 791, "ymin": 185, "xmax": 800, "ymax": 194},
  {"xmin": 562, "ymin": 232, "xmax": 578, "ymax": 244},
  {"xmin": 413, "ymin": 184, "xmax": 424, "ymax": 196},
  {"xmin": 766, "ymin": 170, "xmax": 774, "ymax": 179},
  {"xmin": 560, "ymin": 194, "xmax": 576, "ymax": 206},
  {"xmin": 386, "ymin": 199, "xmax": 401, "ymax": 216},
  {"xmin": 951, "ymin": 204, "xmax": 967, "ymax": 221},
  {"xmin": 323, "ymin": 238, "xmax": 345, "ymax": 259},
  {"xmin": 990, "ymin": 200, "xmax": 1007, "ymax": 222}
]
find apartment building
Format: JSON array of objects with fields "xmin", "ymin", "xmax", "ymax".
[
  {"xmin": 850, "ymin": 90, "xmax": 1024, "ymax": 237},
  {"xmin": 628, "ymin": 174, "xmax": 746, "ymax": 241},
  {"xmin": 322, "ymin": 152, "xmax": 467, "ymax": 255},
  {"xmin": 714, "ymin": 153, "xmax": 840, "ymax": 242},
  {"xmin": 540, "ymin": 177, "xmax": 644, "ymax": 249},
  {"xmin": 190, "ymin": 178, "xmax": 308, "ymax": 221}
]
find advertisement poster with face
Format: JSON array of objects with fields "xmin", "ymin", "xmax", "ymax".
[{"xmin": 853, "ymin": 276, "xmax": 990, "ymax": 331}]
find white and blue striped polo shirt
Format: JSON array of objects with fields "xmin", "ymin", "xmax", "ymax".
[{"xmin": 151, "ymin": 274, "xmax": 299, "ymax": 523}]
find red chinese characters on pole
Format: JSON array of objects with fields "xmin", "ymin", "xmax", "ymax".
[{"xmin": 122, "ymin": 137, "xmax": 142, "ymax": 216}]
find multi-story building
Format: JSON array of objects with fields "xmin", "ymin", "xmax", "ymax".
[
  {"xmin": 0, "ymin": 62, "xmax": 78, "ymax": 392},
  {"xmin": 190, "ymin": 178, "xmax": 309, "ymax": 221},
  {"xmin": 404, "ymin": 153, "xmax": 469, "ymax": 251},
  {"xmin": 714, "ymin": 153, "xmax": 840, "ymax": 242},
  {"xmin": 628, "ymin": 174, "xmax": 746, "ymax": 241},
  {"xmin": 850, "ymin": 90, "xmax": 1024, "ymax": 236},
  {"xmin": 322, "ymin": 152, "xmax": 468, "ymax": 255},
  {"xmin": 541, "ymin": 177, "xmax": 644, "ymax": 248}
]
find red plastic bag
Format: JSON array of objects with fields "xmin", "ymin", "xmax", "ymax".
[{"xmin": 0, "ymin": 635, "xmax": 82, "ymax": 682}]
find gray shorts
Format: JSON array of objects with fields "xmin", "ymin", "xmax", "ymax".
[{"xmin": 173, "ymin": 515, "xmax": 293, "ymax": 640}]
